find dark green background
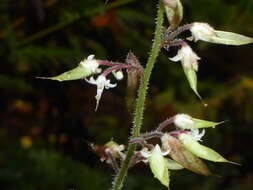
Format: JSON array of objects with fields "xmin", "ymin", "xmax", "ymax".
[{"xmin": 1, "ymin": 0, "xmax": 253, "ymax": 189}]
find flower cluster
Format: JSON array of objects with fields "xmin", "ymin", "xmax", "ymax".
[
  {"xmin": 127, "ymin": 113, "xmax": 236, "ymax": 188},
  {"xmin": 39, "ymin": 53, "xmax": 143, "ymax": 111}
]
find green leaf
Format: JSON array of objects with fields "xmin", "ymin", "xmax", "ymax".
[
  {"xmin": 149, "ymin": 145, "xmax": 170, "ymax": 187},
  {"xmin": 164, "ymin": 0, "xmax": 183, "ymax": 30},
  {"xmin": 179, "ymin": 133, "xmax": 239, "ymax": 164}
]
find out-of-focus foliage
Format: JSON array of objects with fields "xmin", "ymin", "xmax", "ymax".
[
  {"xmin": 1, "ymin": 0, "xmax": 253, "ymax": 189},
  {"xmin": 0, "ymin": 131, "xmax": 109, "ymax": 190}
]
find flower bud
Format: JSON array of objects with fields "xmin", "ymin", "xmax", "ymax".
[
  {"xmin": 112, "ymin": 70, "xmax": 124, "ymax": 80},
  {"xmin": 163, "ymin": 0, "xmax": 183, "ymax": 30}
]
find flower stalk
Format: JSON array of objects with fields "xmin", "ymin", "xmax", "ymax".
[{"xmin": 111, "ymin": 3, "xmax": 165, "ymax": 190}]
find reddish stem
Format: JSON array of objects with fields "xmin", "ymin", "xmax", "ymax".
[{"xmin": 102, "ymin": 64, "xmax": 139, "ymax": 77}]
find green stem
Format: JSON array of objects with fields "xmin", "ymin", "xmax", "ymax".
[
  {"xmin": 16, "ymin": 0, "xmax": 136, "ymax": 47},
  {"xmin": 111, "ymin": 3, "xmax": 164, "ymax": 190}
]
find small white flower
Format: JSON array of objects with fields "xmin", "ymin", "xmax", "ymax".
[
  {"xmin": 140, "ymin": 145, "xmax": 169, "ymax": 161},
  {"xmin": 85, "ymin": 75, "xmax": 116, "ymax": 111},
  {"xmin": 80, "ymin": 54, "xmax": 101, "ymax": 74},
  {"xmin": 190, "ymin": 129, "xmax": 205, "ymax": 142},
  {"xmin": 170, "ymin": 44, "xmax": 200, "ymax": 71},
  {"xmin": 112, "ymin": 70, "xmax": 124, "ymax": 80},
  {"xmin": 174, "ymin": 114, "xmax": 194, "ymax": 129},
  {"xmin": 190, "ymin": 22, "xmax": 216, "ymax": 42},
  {"xmin": 141, "ymin": 145, "xmax": 170, "ymax": 187}
]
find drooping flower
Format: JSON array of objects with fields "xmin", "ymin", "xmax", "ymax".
[
  {"xmin": 174, "ymin": 113, "xmax": 223, "ymax": 129},
  {"xmin": 190, "ymin": 129, "xmax": 205, "ymax": 142},
  {"xmin": 170, "ymin": 43, "xmax": 201, "ymax": 98},
  {"xmin": 190, "ymin": 22, "xmax": 216, "ymax": 42},
  {"xmin": 170, "ymin": 43, "xmax": 200, "ymax": 71},
  {"xmin": 85, "ymin": 75, "xmax": 116, "ymax": 111},
  {"xmin": 140, "ymin": 145, "xmax": 170, "ymax": 187},
  {"xmin": 174, "ymin": 114, "xmax": 195, "ymax": 129},
  {"xmin": 37, "ymin": 54, "xmax": 101, "ymax": 81},
  {"xmin": 189, "ymin": 22, "xmax": 253, "ymax": 45},
  {"xmin": 80, "ymin": 54, "xmax": 101, "ymax": 74}
]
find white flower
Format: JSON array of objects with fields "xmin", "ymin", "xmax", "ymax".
[
  {"xmin": 140, "ymin": 145, "xmax": 169, "ymax": 161},
  {"xmin": 80, "ymin": 54, "xmax": 101, "ymax": 74},
  {"xmin": 190, "ymin": 129, "xmax": 205, "ymax": 142},
  {"xmin": 174, "ymin": 114, "xmax": 194, "ymax": 129},
  {"xmin": 85, "ymin": 75, "xmax": 116, "ymax": 111},
  {"xmin": 170, "ymin": 44, "xmax": 200, "ymax": 71},
  {"xmin": 140, "ymin": 145, "xmax": 170, "ymax": 187},
  {"xmin": 190, "ymin": 22, "xmax": 216, "ymax": 42},
  {"xmin": 112, "ymin": 70, "xmax": 124, "ymax": 80}
]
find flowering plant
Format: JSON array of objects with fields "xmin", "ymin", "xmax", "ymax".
[{"xmin": 39, "ymin": 0, "xmax": 253, "ymax": 189}]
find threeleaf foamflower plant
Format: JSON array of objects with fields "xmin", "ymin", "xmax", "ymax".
[{"xmin": 38, "ymin": 0, "xmax": 253, "ymax": 190}]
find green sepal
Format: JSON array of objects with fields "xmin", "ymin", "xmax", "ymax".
[
  {"xmin": 105, "ymin": 140, "xmax": 119, "ymax": 148},
  {"xmin": 167, "ymin": 158, "xmax": 184, "ymax": 170},
  {"xmin": 161, "ymin": 134, "xmax": 212, "ymax": 176},
  {"xmin": 191, "ymin": 118, "xmax": 224, "ymax": 129},
  {"xmin": 201, "ymin": 30, "xmax": 253, "ymax": 46},
  {"xmin": 179, "ymin": 133, "xmax": 238, "ymax": 164},
  {"xmin": 38, "ymin": 64, "xmax": 95, "ymax": 82},
  {"xmin": 149, "ymin": 145, "xmax": 170, "ymax": 187},
  {"xmin": 183, "ymin": 66, "xmax": 202, "ymax": 99}
]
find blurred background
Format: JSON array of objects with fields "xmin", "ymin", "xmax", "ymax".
[{"xmin": 1, "ymin": 0, "xmax": 253, "ymax": 189}]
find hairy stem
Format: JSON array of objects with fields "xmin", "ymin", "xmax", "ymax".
[{"xmin": 111, "ymin": 3, "xmax": 164, "ymax": 190}]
